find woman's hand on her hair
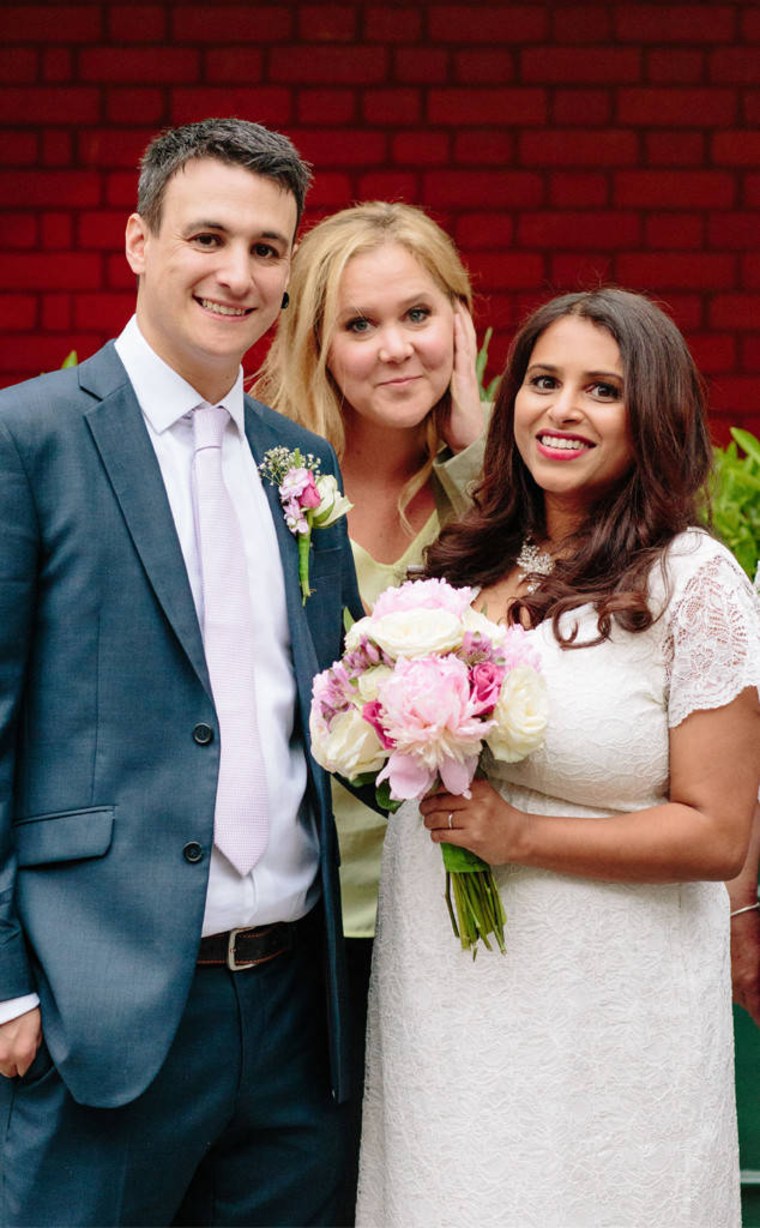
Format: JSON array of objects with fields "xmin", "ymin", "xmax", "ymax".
[{"xmin": 443, "ymin": 303, "xmax": 484, "ymax": 454}]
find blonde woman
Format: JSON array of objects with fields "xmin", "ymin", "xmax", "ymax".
[{"xmin": 254, "ymin": 201, "xmax": 486, "ymax": 1218}]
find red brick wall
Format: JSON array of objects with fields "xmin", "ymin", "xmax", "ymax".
[{"xmin": 1, "ymin": 1, "xmax": 758, "ymax": 439}]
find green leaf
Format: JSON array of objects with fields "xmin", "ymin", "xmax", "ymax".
[
  {"xmin": 441, "ymin": 842, "xmax": 488, "ymax": 873},
  {"xmin": 475, "ymin": 327, "xmax": 501, "ymax": 404},
  {"xmin": 374, "ymin": 780, "xmax": 402, "ymax": 813},
  {"xmin": 342, "ymin": 606, "xmax": 355, "ymax": 634},
  {"xmin": 348, "ymin": 771, "xmax": 379, "ymax": 788},
  {"xmin": 706, "ymin": 428, "xmax": 760, "ymax": 580},
  {"xmin": 475, "ymin": 326, "xmax": 492, "ymax": 386},
  {"xmin": 731, "ymin": 428, "xmax": 760, "ymax": 467}
]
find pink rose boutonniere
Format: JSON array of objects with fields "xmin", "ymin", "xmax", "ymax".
[{"xmin": 259, "ymin": 447, "xmax": 352, "ymax": 604}]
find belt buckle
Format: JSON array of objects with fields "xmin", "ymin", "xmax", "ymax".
[{"xmin": 226, "ymin": 927, "xmax": 257, "ymax": 972}]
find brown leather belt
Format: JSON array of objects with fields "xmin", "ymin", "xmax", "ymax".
[{"xmin": 197, "ymin": 921, "xmax": 299, "ymax": 971}]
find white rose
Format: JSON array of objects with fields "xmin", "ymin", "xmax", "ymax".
[
  {"xmin": 356, "ymin": 664, "xmax": 394, "ymax": 703},
  {"xmin": 312, "ymin": 473, "xmax": 353, "ymax": 527},
  {"xmin": 486, "ymin": 665, "xmax": 549, "ymax": 763},
  {"xmin": 369, "ymin": 608, "xmax": 464, "ymax": 658},
  {"xmin": 309, "ymin": 705, "xmax": 387, "ymax": 778},
  {"xmin": 344, "ymin": 615, "xmax": 374, "ymax": 652}
]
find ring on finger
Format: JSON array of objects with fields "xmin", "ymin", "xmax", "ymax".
[{"xmin": 447, "ymin": 812, "xmax": 454, "ymax": 829}]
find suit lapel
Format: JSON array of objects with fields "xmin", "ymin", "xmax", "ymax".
[{"xmin": 81, "ymin": 346, "xmax": 211, "ymax": 695}]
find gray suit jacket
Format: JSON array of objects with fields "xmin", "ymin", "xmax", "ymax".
[{"xmin": 0, "ymin": 342, "xmax": 361, "ymax": 1108}]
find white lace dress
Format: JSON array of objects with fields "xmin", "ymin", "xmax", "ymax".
[{"xmin": 357, "ymin": 531, "xmax": 760, "ymax": 1228}]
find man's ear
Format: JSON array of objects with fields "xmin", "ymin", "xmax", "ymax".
[{"xmin": 125, "ymin": 213, "xmax": 149, "ymax": 276}]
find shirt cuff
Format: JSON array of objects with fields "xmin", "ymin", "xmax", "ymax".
[{"xmin": 0, "ymin": 993, "xmax": 40, "ymax": 1025}]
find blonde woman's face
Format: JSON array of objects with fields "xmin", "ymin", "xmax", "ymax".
[{"xmin": 326, "ymin": 243, "xmax": 455, "ymax": 433}]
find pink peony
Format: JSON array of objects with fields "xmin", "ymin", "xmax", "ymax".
[
  {"xmin": 371, "ymin": 577, "xmax": 475, "ymax": 620},
  {"xmin": 374, "ymin": 655, "xmax": 487, "ymax": 800},
  {"xmin": 361, "ymin": 700, "xmax": 395, "ymax": 750}
]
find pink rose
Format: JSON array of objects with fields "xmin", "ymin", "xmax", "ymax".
[
  {"xmin": 469, "ymin": 661, "xmax": 506, "ymax": 716},
  {"xmin": 298, "ymin": 471, "xmax": 322, "ymax": 510}
]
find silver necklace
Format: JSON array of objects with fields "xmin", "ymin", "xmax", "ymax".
[{"xmin": 516, "ymin": 538, "xmax": 554, "ymax": 593}]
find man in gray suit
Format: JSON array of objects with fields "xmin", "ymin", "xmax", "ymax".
[{"xmin": 0, "ymin": 118, "xmax": 361, "ymax": 1226}]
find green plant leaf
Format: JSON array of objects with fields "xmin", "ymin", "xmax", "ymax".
[
  {"xmin": 475, "ymin": 326, "xmax": 492, "ymax": 386},
  {"xmin": 708, "ymin": 427, "xmax": 760, "ymax": 579},
  {"xmin": 730, "ymin": 428, "xmax": 760, "ymax": 467},
  {"xmin": 475, "ymin": 327, "xmax": 499, "ymax": 404},
  {"xmin": 374, "ymin": 780, "xmax": 402, "ymax": 813}
]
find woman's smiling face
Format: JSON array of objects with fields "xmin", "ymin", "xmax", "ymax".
[{"xmin": 514, "ymin": 314, "xmax": 634, "ymax": 524}]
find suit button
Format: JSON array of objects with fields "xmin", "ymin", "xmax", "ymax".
[
  {"xmin": 183, "ymin": 842, "xmax": 204, "ymax": 864},
  {"xmin": 193, "ymin": 723, "xmax": 214, "ymax": 745}
]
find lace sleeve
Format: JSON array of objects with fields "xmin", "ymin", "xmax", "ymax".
[{"xmin": 664, "ymin": 547, "xmax": 760, "ymax": 728}]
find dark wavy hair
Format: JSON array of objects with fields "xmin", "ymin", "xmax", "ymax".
[{"xmin": 424, "ymin": 288, "xmax": 713, "ymax": 646}]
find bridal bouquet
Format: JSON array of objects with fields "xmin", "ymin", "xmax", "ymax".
[{"xmin": 309, "ymin": 578, "xmax": 549, "ymax": 955}]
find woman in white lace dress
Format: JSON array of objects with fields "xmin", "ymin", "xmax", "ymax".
[{"xmin": 357, "ymin": 289, "xmax": 760, "ymax": 1228}]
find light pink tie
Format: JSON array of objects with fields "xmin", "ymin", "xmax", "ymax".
[{"xmin": 192, "ymin": 403, "xmax": 269, "ymax": 875}]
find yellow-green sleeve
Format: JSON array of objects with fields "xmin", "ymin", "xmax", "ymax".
[{"xmin": 432, "ymin": 424, "xmax": 487, "ymax": 520}]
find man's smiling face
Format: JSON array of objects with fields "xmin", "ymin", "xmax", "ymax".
[{"xmin": 125, "ymin": 156, "xmax": 296, "ymax": 403}]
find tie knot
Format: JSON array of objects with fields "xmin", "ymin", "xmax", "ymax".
[{"xmin": 193, "ymin": 403, "xmax": 229, "ymax": 451}]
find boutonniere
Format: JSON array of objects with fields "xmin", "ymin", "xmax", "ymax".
[{"xmin": 259, "ymin": 447, "xmax": 353, "ymax": 604}]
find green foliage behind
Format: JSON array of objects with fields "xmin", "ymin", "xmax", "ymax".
[
  {"xmin": 710, "ymin": 428, "xmax": 760, "ymax": 582},
  {"xmin": 475, "ymin": 327, "xmax": 500, "ymax": 404}
]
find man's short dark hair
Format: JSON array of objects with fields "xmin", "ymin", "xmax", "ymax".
[{"xmin": 137, "ymin": 117, "xmax": 313, "ymax": 234}]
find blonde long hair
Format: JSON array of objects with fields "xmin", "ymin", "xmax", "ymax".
[{"xmin": 254, "ymin": 202, "xmax": 473, "ymax": 514}]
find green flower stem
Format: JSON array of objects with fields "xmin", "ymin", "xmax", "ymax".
[
  {"xmin": 441, "ymin": 843, "xmax": 506, "ymax": 957},
  {"xmin": 297, "ymin": 531, "xmax": 313, "ymax": 605}
]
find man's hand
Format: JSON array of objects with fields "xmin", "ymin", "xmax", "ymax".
[{"xmin": 0, "ymin": 1008, "xmax": 42, "ymax": 1078}]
